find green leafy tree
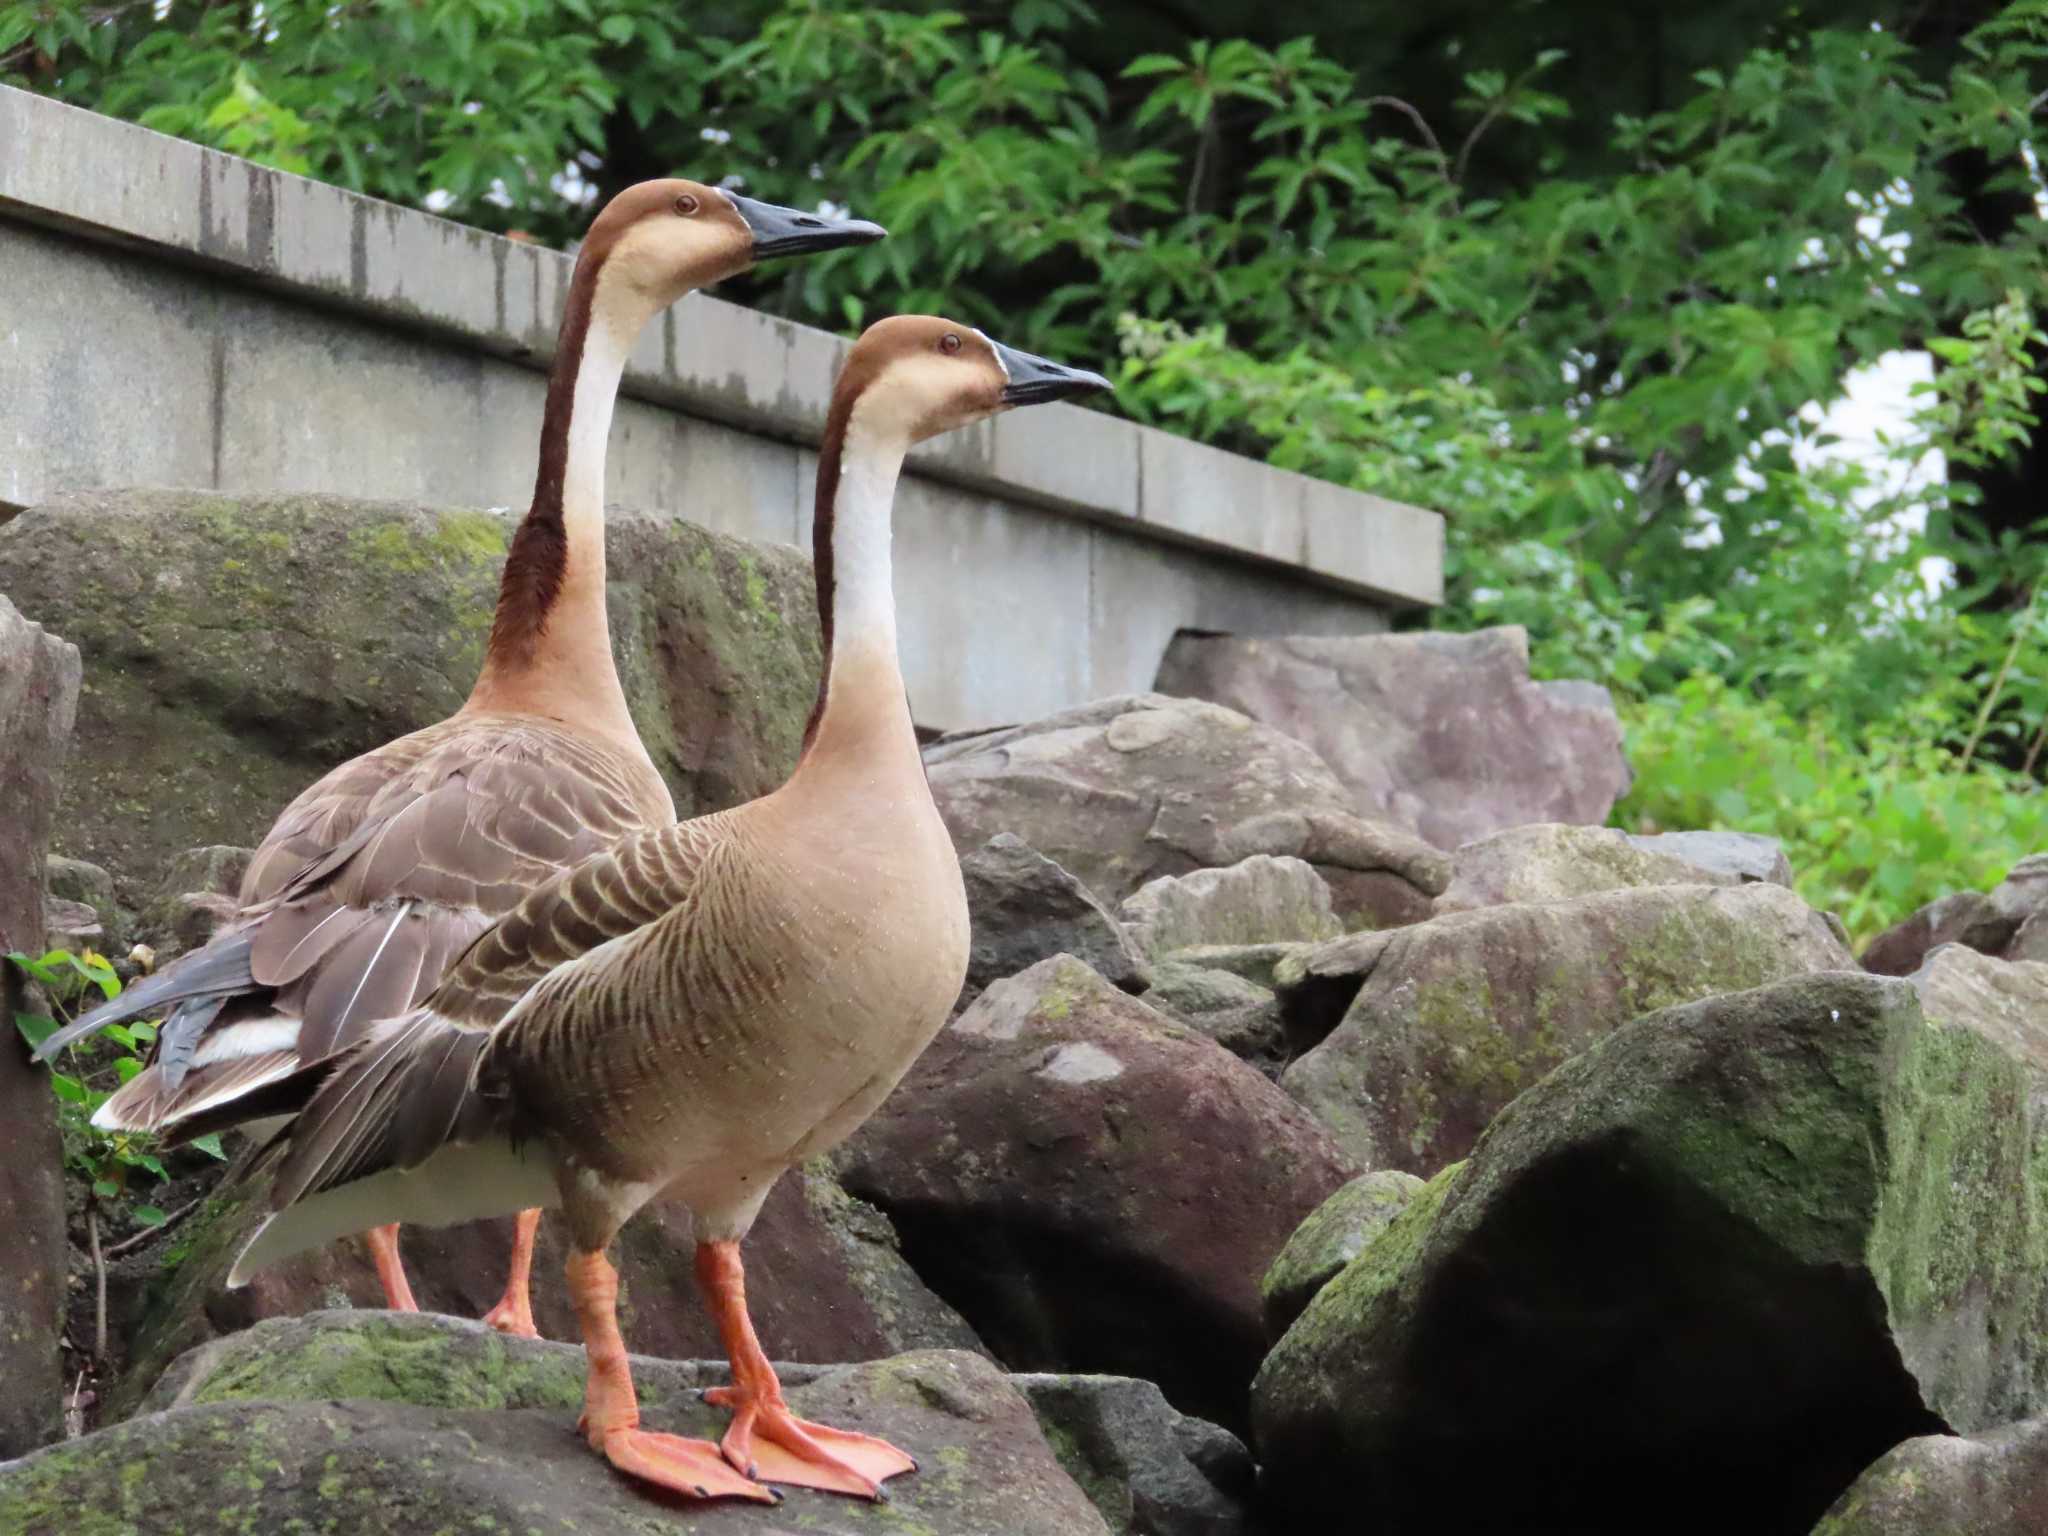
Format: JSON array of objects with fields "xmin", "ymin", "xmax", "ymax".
[{"xmin": 7, "ymin": 0, "xmax": 2047, "ymax": 931}]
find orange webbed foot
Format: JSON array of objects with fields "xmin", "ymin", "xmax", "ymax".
[
  {"xmin": 598, "ymin": 1425, "xmax": 781, "ymax": 1504},
  {"xmin": 702, "ymin": 1384, "xmax": 918, "ymax": 1500},
  {"xmin": 481, "ymin": 1291, "xmax": 539, "ymax": 1339},
  {"xmin": 483, "ymin": 1208, "xmax": 543, "ymax": 1338}
]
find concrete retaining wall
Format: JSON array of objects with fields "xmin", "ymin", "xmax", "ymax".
[{"xmin": 0, "ymin": 86, "xmax": 1444, "ymax": 731}]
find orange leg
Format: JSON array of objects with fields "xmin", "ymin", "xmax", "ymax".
[
  {"xmin": 482, "ymin": 1207, "xmax": 542, "ymax": 1339},
  {"xmin": 567, "ymin": 1247, "xmax": 775, "ymax": 1504},
  {"xmin": 695, "ymin": 1239, "xmax": 918, "ymax": 1499},
  {"xmin": 362, "ymin": 1224, "xmax": 417, "ymax": 1312}
]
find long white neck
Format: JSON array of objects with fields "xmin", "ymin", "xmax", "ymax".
[
  {"xmin": 797, "ymin": 411, "xmax": 919, "ymax": 774},
  {"xmin": 467, "ymin": 273, "xmax": 654, "ymax": 745},
  {"xmin": 559, "ymin": 298, "xmax": 637, "ymax": 596},
  {"xmin": 831, "ymin": 421, "xmax": 906, "ymax": 669}
]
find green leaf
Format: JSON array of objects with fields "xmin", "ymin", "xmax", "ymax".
[
  {"xmin": 1120, "ymin": 54, "xmax": 1185, "ymax": 78},
  {"xmin": 14, "ymin": 1013, "xmax": 58, "ymax": 1050},
  {"xmin": 132, "ymin": 1205, "xmax": 169, "ymax": 1227},
  {"xmin": 191, "ymin": 1133, "xmax": 228, "ymax": 1161}
]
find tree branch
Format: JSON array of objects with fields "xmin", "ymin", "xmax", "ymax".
[{"xmin": 1363, "ymin": 95, "xmax": 1454, "ymax": 194}]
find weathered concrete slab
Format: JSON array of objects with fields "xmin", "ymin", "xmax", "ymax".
[{"xmin": 0, "ymin": 83, "xmax": 1442, "ymax": 634}]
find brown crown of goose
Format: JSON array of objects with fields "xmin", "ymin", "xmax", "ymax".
[
  {"xmin": 830, "ymin": 315, "xmax": 1016, "ymax": 444},
  {"xmin": 575, "ymin": 177, "xmax": 758, "ymax": 301}
]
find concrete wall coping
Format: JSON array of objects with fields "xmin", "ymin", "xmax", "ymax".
[{"xmin": 0, "ymin": 85, "xmax": 1443, "ymax": 607}]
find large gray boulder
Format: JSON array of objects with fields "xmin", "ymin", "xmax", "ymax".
[
  {"xmin": 1863, "ymin": 854, "xmax": 2048, "ymax": 975},
  {"xmin": 1142, "ymin": 961, "xmax": 1286, "ymax": 1073},
  {"xmin": 1282, "ymin": 881, "xmax": 1853, "ymax": 1172},
  {"xmin": 960, "ymin": 833, "xmax": 1151, "ymax": 1006},
  {"xmin": 840, "ymin": 955, "xmax": 1359, "ymax": 1429},
  {"xmin": 1625, "ymin": 829, "xmax": 1793, "ymax": 886},
  {"xmin": 923, "ymin": 694, "xmax": 1451, "ymax": 929},
  {"xmin": 0, "ymin": 489, "xmax": 820, "ymax": 900},
  {"xmin": 0, "ymin": 595, "xmax": 80, "ymax": 1460},
  {"xmin": 1154, "ymin": 627, "xmax": 1631, "ymax": 852},
  {"xmin": 1434, "ymin": 821, "xmax": 1732, "ymax": 914},
  {"xmin": 1814, "ymin": 1418, "xmax": 2048, "ymax": 1535},
  {"xmin": 111, "ymin": 1159, "xmax": 980, "ymax": 1418},
  {"xmin": 1119, "ymin": 855, "xmax": 1343, "ymax": 958},
  {"xmin": 1017, "ymin": 1374, "xmax": 1255, "ymax": 1536},
  {"xmin": 1252, "ymin": 973, "xmax": 2048, "ymax": 1536},
  {"xmin": 8, "ymin": 1311, "xmax": 1111, "ymax": 1536}
]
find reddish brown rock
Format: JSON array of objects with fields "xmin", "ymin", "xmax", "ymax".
[
  {"xmin": 923, "ymin": 694, "xmax": 1449, "ymax": 929},
  {"xmin": 0, "ymin": 595, "xmax": 81, "ymax": 1458},
  {"xmin": 1155, "ymin": 627, "xmax": 1631, "ymax": 853},
  {"xmin": 838, "ymin": 954, "xmax": 1359, "ymax": 1428},
  {"xmin": 1862, "ymin": 855, "xmax": 2048, "ymax": 976}
]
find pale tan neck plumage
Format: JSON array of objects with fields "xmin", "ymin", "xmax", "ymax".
[
  {"xmin": 787, "ymin": 412, "xmax": 926, "ymax": 797},
  {"xmin": 465, "ymin": 274, "xmax": 651, "ymax": 750}
]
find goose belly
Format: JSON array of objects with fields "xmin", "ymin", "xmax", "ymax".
[{"xmin": 523, "ymin": 840, "xmax": 968, "ymax": 1215}]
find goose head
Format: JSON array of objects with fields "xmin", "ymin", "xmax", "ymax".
[
  {"xmin": 840, "ymin": 315, "xmax": 1113, "ymax": 442},
  {"xmin": 581, "ymin": 178, "xmax": 886, "ymax": 305}
]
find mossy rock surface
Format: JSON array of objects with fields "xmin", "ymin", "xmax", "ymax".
[
  {"xmin": 0, "ymin": 490, "xmax": 818, "ymax": 900},
  {"xmin": 1252, "ymin": 971, "xmax": 2048, "ymax": 1535},
  {"xmin": 1, "ymin": 1313, "xmax": 1111, "ymax": 1536},
  {"xmin": 1281, "ymin": 881, "xmax": 1852, "ymax": 1172},
  {"xmin": 1259, "ymin": 1170, "xmax": 1425, "ymax": 1339},
  {"xmin": 108, "ymin": 1160, "xmax": 979, "ymax": 1420}
]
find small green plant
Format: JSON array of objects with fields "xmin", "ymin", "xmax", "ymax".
[
  {"xmin": 8, "ymin": 947, "xmax": 223, "ymax": 1229},
  {"xmin": 1615, "ymin": 676, "xmax": 2048, "ymax": 944}
]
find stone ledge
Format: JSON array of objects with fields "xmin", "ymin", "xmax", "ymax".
[{"xmin": 0, "ymin": 84, "xmax": 1444, "ymax": 607}]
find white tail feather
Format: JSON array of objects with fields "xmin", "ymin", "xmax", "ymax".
[
  {"xmin": 90, "ymin": 1051, "xmax": 301, "ymax": 1133},
  {"xmin": 191, "ymin": 1017, "xmax": 300, "ymax": 1066},
  {"xmin": 227, "ymin": 1137, "xmax": 559, "ymax": 1287}
]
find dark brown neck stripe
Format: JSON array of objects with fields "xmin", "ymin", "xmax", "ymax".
[{"xmin": 485, "ymin": 230, "xmax": 618, "ymax": 666}]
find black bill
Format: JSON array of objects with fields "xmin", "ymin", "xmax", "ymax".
[
  {"xmin": 993, "ymin": 340, "xmax": 1114, "ymax": 405},
  {"xmin": 728, "ymin": 192, "xmax": 887, "ymax": 260}
]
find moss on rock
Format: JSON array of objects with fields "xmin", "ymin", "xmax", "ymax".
[
  {"xmin": 1259, "ymin": 1169, "xmax": 1429, "ymax": 1339},
  {"xmin": 1253, "ymin": 971, "xmax": 2048, "ymax": 1535},
  {"xmin": 4, "ymin": 1334, "xmax": 1114, "ymax": 1536},
  {"xmin": 1281, "ymin": 881, "xmax": 1853, "ymax": 1172},
  {"xmin": 0, "ymin": 492, "xmax": 818, "ymax": 902}
]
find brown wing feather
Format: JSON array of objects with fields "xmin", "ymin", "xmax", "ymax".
[
  {"xmin": 425, "ymin": 816, "xmax": 726, "ymax": 1028},
  {"xmin": 119, "ymin": 712, "xmax": 672, "ymax": 1132}
]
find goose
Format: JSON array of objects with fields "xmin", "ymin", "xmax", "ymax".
[
  {"xmin": 172, "ymin": 316, "xmax": 1113, "ymax": 1503},
  {"xmin": 35, "ymin": 178, "xmax": 885, "ymax": 1339}
]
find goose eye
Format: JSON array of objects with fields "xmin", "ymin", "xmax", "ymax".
[
  {"xmin": 940, "ymin": 333, "xmax": 962, "ymax": 355},
  {"xmin": 673, "ymin": 193, "xmax": 700, "ymax": 216}
]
